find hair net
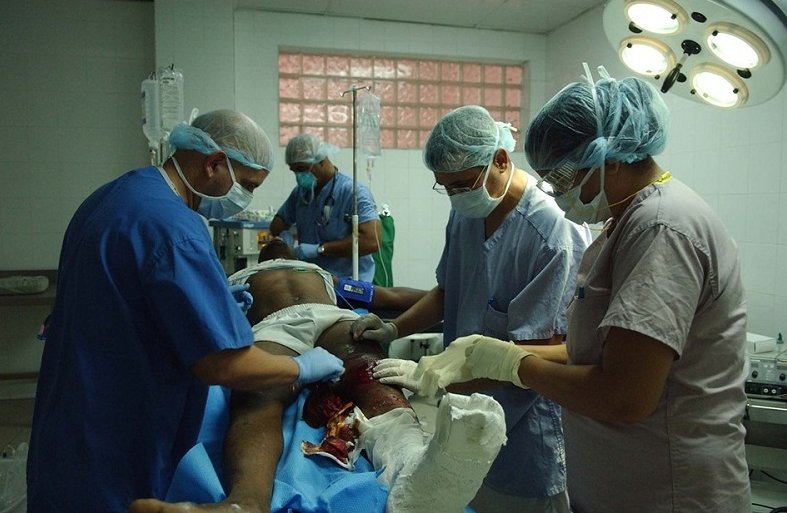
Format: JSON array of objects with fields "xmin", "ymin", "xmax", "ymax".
[
  {"xmin": 423, "ymin": 105, "xmax": 517, "ymax": 173},
  {"xmin": 169, "ymin": 109, "xmax": 274, "ymax": 171},
  {"xmin": 285, "ymin": 133, "xmax": 340, "ymax": 165},
  {"xmin": 524, "ymin": 68, "xmax": 669, "ymax": 174}
]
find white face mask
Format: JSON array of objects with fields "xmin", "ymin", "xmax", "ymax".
[
  {"xmin": 172, "ymin": 156, "xmax": 253, "ymax": 220},
  {"xmin": 449, "ymin": 159, "xmax": 514, "ymax": 219},
  {"xmin": 554, "ymin": 165, "xmax": 611, "ymax": 224}
]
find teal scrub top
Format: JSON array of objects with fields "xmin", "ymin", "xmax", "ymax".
[{"xmin": 277, "ymin": 171, "xmax": 378, "ymax": 281}]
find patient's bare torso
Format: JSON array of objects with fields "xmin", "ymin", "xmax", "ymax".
[
  {"xmin": 246, "ymin": 268, "xmax": 333, "ymax": 324},
  {"xmin": 245, "ymin": 264, "xmax": 408, "ymax": 417}
]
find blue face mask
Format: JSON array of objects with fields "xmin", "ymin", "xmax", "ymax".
[{"xmin": 295, "ymin": 170, "xmax": 316, "ymax": 190}]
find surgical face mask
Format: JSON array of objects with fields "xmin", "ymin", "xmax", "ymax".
[
  {"xmin": 172, "ymin": 156, "xmax": 253, "ymax": 220},
  {"xmin": 449, "ymin": 159, "xmax": 514, "ymax": 219},
  {"xmin": 554, "ymin": 166, "xmax": 611, "ymax": 224},
  {"xmin": 295, "ymin": 170, "xmax": 316, "ymax": 190}
]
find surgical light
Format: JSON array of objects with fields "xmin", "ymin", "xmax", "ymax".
[
  {"xmin": 690, "ymin": 63, "xmax": 748, "ymax": 107},
  {"xmin": 620, "ymin": 37, "xmax": 675, "ymax": 75},
  {"xmin": 706, "ymin": 23, "xmax": 770, "ymax": 69},
  {"xmin": 603, "ymin": 0, "xmax": 787, "ymax": 108},
  {"xmin": 625, "ymin": 0, "xmax": 688, "ymax": 34}
]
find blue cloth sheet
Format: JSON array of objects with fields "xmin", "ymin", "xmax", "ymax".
[{"xmin": 166, "ymin": 386, "xmax": 389, "ymax": 512}]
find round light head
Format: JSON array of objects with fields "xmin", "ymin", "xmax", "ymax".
[
  {"xmin": 620, "ymin": 37, "xmax": 675, "ymax": 76},
  {"xmin": 706, "ymin": 22, "xmax": 770, "ymax": 70},
  {"xmin": 625, "ymin": 0, "xmax": 688, "ymax": 35},
  {"xmin": 690, "ymin": 63, "xmax": 748, "ymax": 108}
]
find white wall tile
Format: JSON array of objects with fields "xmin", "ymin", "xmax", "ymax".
[
  {"xmin": 332, "ymin": 17, "xmax": 361, "ymax": 49},
  {"xmin": 25, "ymin": 126, "xmax": 60, "ymax": 163},
  {"xmin": 0, "ymin": 1, "xmax": 154, "ymax": 281},
  {"xmin": 716, "ymin": 145, "xmax": 750, "ymax": 194},
  {"xmin": 773, "ymin": 296, "xmax": 787, "ymax": 337},
  {"xmin": 691, "ymin": 149, "xmax": 722, "ymax": 196},
  {"xmin": 742, "ymin": 243, "xmax": 779, "ymax": 295},
  {"xmin": 746, "ymin": 96, "xmax": 784, "ymax": 145},
  {"xmin": 746, "ymin": 142, "xmax": 783, "ymax": 195},
  {"xmin": 0, "ymin": 91, "xmax": 31, "ymax": 128},
  {"xmin": 0, "ymin": 233, "xmax": 34, "ymax": 267},
  {"xmin": 0, "ymin": 127, "xmax": 31, "ymax": 163},
  {"xmin": 745, "ymin": 194, "xmax": 780, "ymax": 244},
  {"xmin": 746, "ymin": 291, "xmax": 775, "ymax": 336}
]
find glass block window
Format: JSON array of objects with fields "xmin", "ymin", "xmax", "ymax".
[{"xmin": 278, "ymin": 51, "xmax": 525, "ymax": 149}]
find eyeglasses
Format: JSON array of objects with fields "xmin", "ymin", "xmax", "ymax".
[
  {"xmin": 432, "ymin": 168, "xmax": 486, "ymax": 196},
  {"xmin": 535, "ymin": 161, "xmax": 578, "ymax": 197}
]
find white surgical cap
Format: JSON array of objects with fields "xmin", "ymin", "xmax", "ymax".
[
  {"xmin": 524, "ymin": 72, "xmax": 669, "ymax": 173},
  {"xmin": 423, "ymin": 105, "xmax": 517, "ymax": 173},
  {"xmin": 169, "ymin": 109, "xmax": 274, "ymax": 171},
  {"xmin": 285, "ymin": 133, "xmax": 339, "ymax": 165}
]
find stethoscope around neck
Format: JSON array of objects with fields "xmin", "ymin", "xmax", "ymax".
[{"xmin": 317, "ymin": 174, "xmax": 338, "ymax": 227}]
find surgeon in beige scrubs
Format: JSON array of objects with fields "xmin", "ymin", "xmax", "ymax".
[{"xmin": 375, "ymin": 66, "xmax": 751, "ymax": 513}]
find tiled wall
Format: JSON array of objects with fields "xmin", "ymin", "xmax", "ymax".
[
  {"xmin": 155, "ymin": 0, "xmax": 549, "ymax": 289},
  {"xmin": 231, "ymin": 8, "xmax": 547, "ymax": 289},
  {"xmin": 0, "ymin": 1, "xmax": 154, "ymax": 270},
  {"xmin": 276, "ymin": 50, "xmax": 525, "ymax": 148},
  {"xmin": 546, "ymin": 6, "xmax": 787, "ymax": 338},
  {"xmin": 0, "ymin": 1, "xmax": 154, "ymax": 379}
]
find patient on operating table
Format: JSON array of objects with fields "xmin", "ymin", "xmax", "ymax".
[{"xmin": 130, "ymin": 238, "xmax": 507, "ymax": 513}]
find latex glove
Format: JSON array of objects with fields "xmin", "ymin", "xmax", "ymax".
[
  {"xmin": 460, "ymin": 335, "xmax": 534, "ymax": 389},
  {"xmin": 351, "ymin": 313, "xmax": 398, "ymax": 343},
  {"xmin": 295, "ymin": 243, "xmax": 320, "ymax": 260},
  {"xmin": 293, "ymin": 347, "xmax": 345, "ymax": 385},
  {"xmin": 373, "ymin": 358, "xmax": 421, "ymax": 393},
  {"xmin": 278, "ymin": 230, "xmax": 295, "ymax": 247},
  {"xmin": 228, "ymin": 283, "xmax": 253, "ymax": 313},
  {"xmin": 410, "ymin": 338, "xmax": 475, "ymax": 397}
]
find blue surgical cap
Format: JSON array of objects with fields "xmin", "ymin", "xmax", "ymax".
[
  {"xmin": 524, "ymin": 73, "xmax": 669, "ymax": 173},
  {"xmin": 423, "ymin": 105, "xmax": 517, "ymax": 173},
  {"xmin": 169, "ymin": 109, "xmax": 274, "ymax": 171},
  {"xmin": 285, "ymin": 134, "xmax": 339, "ymax": 165}
]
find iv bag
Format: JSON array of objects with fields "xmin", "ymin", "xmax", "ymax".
[
  {"xmin": 140, "ymin": 66, "xmax": 185, "ymax": 164},
  {"xmin": 141, "ymin": 77, "xmax": 162, "ymax": 150},
  {"xmin": 158, "ymin": 66, "xmax": 184, "ymax": 133},
  {"xmin": 358, "ymin": 90, "xmax": 382, "ymax": 159}
]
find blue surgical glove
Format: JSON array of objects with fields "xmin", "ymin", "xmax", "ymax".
[
  {"xmin": 278, "ymin": 230, "xmax": 295, "ymax": 247},
  {"xmin": 228, "ymin": 283, "xmax": 253, "ymax": 313},
  {"xmin": 293, "ymin": 347, "xmax": 345, "ymax": 385},
  {"xmin": 295, "ymin": 243, "xmax": 320, "ymax": 260}
]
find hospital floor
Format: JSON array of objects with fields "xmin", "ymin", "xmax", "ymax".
[{"xmin": 2, "ymin": 397, "xmax": 787, "ymax": 512}]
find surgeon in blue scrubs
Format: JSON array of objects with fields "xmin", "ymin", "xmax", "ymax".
[
  {"xmin": 352, "ymin": 106, "xmax": 591, "ymax": 513},
  {"xmin": 269, "ymin": 134, "xmax": 381, "ymax": 282},
  {"xmin": 26, "ymin": 110, "xmax": 344, "ymax": 513}
]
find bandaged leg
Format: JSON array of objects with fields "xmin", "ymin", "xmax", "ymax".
[{"xmin": 358, "ymin": 393, "xmax": 507, "ymax": 513}]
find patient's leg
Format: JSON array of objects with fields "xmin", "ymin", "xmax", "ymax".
[
  {"xmin": 129, "ymin": 341, "xmax": 299, "ymax": 513},
  {"xmin": 316, "ymin": 322, "xmax": 507, "ymax": 513},
  {"xmin": 315, "ymin": 320, "xmax": 411, "ymax": 416}
]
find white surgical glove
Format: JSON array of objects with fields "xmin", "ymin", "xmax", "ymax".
[
  {"xmin": 351, "ymin": 313, "xmax": 398, "ymax": 344},
  {"xmin": 373, "ymin": 358, "xmax": 421, "ymax": 393},
  {"xmin": 460, "ymin": 335, "xmax": 534, "ymax": 389},
  {"xmin": 408, "ymin": 339, "xmax": 476, "ymax": 398}
]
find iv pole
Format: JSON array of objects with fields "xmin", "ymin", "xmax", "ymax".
[{"xmin": 341, "ymin": 84, "xmax": 371, "ymax": 281}]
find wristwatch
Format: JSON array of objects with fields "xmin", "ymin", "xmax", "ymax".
[{"xmin": 317, "ymin": 244, "xmax": 326, "ymax": 255}]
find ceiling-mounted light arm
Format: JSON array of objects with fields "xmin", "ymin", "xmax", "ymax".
[{"xmin": 661, "ymin": 39, "xmax": 701, "ymax": 92}]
